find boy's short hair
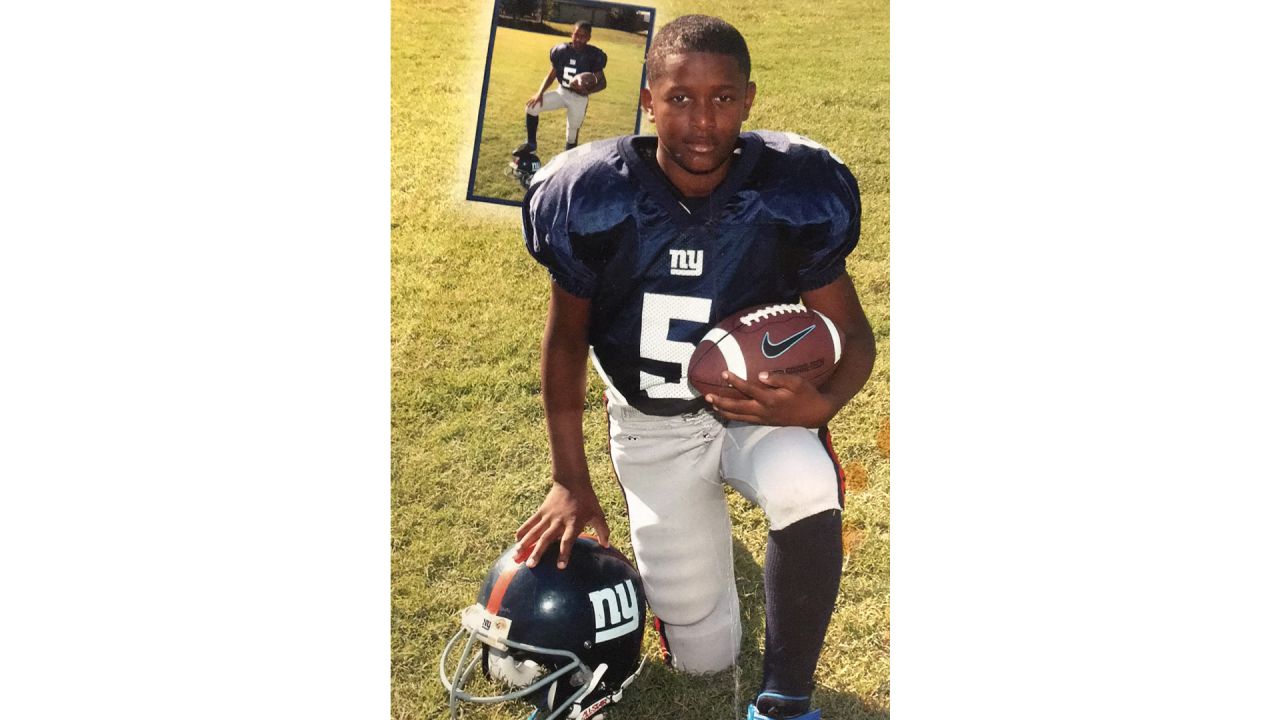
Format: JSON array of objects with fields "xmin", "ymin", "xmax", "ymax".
[
  {"xmin": 646, "ymin": 15, "xmax": 751, "ymax": 84},
  {"xmin": 574, "ymin": 21, "xmax": 593, "ymax": 33}
]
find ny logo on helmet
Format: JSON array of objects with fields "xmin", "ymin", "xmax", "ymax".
[{"xmin": 587, "ymin": 579, "xmax": 639, "ymax": 643}]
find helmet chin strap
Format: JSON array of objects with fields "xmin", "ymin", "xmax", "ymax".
[
  {"xmin": 582, "ymin": 663, "xmax": 609, "ymax": 698},
  {"xmin": 618, "ymin": 654, "xmax": 645, "ymax": 692},
  {"xmin": 530, "ymin": 662, "xmax": 605, "ymax": 720},
  {"xmin": 566, "ymin": 663, "xmax": 609, "ymax": 719},
  {"xmin": 567, "ymin": 653, "xmax": 648, "ymax": 719}
]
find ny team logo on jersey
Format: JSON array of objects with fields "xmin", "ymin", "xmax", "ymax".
[
  {"xmin": 669, "ymin": 249, "xmax": 703, "ymax": 277},
  {"xmin": 587, "ymin": 579, "xmax": 640, "ymax": 642}
]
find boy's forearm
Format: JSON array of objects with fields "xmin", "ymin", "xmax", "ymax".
[
  {"xmin": 802, "ymin": 272, "xmax": 876, "ymax": 419},
  {"xmin": 821, "ymin": 317, "xmax": 875, "ymax": 414},
  {"xmin": 544, "ymin": 378, "xmax": 591, "ymax": 491},
  {"xmin": 537, "ymin": 68, "xmax": 556, "ymax": 94},
  {"xmin": 541, "ymin": 292, "xmax": 593, "ymax": 492}
]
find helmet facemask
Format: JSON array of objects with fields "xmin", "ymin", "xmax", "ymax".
[{"xmin": 440, "ymin": 604, "xmax": 635, "ymax": 720}]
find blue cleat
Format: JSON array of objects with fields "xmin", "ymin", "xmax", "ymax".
[{"xmin": 746, "ymin": 692, "xmax": 820, "ymax": 720}]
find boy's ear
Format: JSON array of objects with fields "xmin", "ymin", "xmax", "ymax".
[
  {"xmin": 742, "ymin": 81, "xmax": 757, "ymax": 119},
  {"xmin": 640, "ymin": 87, "xmax": 655, "ymax": 122}
]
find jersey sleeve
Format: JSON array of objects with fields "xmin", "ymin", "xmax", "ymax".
[
  {"xmin": 794, "ymin": 156, "xmax": 861, "ymax": 292},
  {"xmin": 522, "ymin": 172, "xmax": 598, "ymax": 299},
  {"xmin": 595, "ymin": 48, "xmax": 608, "ymax": 72}
]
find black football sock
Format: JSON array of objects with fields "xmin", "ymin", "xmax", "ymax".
[
  {"xmin": 525, "ymin": 114, "xmax": 539, "ymax": 148},
  {"xmin": 761, "ymin": 509, "xmax": 843, "ymax": 699}
]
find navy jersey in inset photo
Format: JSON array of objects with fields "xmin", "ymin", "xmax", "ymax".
[
  {"xmin": 549, "ymin": 43, "xmax": 608, "ymax": 89},
  {"xmin": 523, "ymin": 131, "xmax": 861, "ymax": 416}
]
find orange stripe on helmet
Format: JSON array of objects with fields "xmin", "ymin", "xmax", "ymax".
[{"xmin": 485, "ymin": 558, "xmax": 524, "ymax": 615}]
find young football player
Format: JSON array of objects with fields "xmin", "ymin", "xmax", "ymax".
[
  {"xmin": 515, "ymin": 14, "xmax": 876, "ymax": 720},
  {"xmin": 513, "ymin": 20, "xmax": 608, "ymax": 157}
]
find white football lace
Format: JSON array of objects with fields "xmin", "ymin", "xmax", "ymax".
[{"xmin": 739, "ymin": 304, "xmax": 807, "ymax": 325}]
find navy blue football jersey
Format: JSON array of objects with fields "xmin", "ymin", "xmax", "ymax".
[
  {"xmin": 549, "ymin": 43, "xmax": 607, "ymax": 89},
  {"xmin": 524, "ymin": 131, "xmax": 861, "ymax": 416}
]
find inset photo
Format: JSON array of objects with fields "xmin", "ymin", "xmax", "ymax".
[{"xmin": 467, "ymin": 0, "xmax": 656, "ymax": 205}]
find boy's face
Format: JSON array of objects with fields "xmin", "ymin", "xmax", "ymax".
[
  {"xmin": 641, "ymin": 52, "xmax": 755, "ymax": 197},
  {"xmin": 571, "ymin": 26, "xmax": 590, "ymax": 49}
]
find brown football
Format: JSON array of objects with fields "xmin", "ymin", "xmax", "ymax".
[{"xmin": 688, "ymin": 304, "xmax": 845, "ymax": 400}]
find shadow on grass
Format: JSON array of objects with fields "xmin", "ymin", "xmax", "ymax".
[{"xmin": 623, "ymin": 537, "xmax": 889, "ymax": 719}]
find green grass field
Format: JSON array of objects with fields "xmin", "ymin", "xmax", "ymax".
[
  {"xmin": 393, "ymin": 0, "xmax": 889, "ymax": 718},
  {"xmin": 471, "ymin": 22, "xmax": 650, "ymax": 203}
]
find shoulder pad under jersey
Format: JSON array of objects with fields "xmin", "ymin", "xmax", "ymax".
[
  {"xmin": 746, "ymin": 130, "xmax": 860, "ymax": 229},
  {"xmin": 525, "ymin": 137, "xmax": 636, "ymax": 237},
  {"xmin": 522, "ymin": 138, "xmax": 638, "ymax": 296}
]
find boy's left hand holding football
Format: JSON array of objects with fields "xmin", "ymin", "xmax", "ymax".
[
  {"xmin": 708, "ymin": 272, "xmax": 875, "ymax": 427},
  {"xmin": 707, "ymin": 370, "xmax": 840, "ymax": 427}
]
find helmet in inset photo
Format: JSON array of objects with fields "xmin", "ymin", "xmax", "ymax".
[{"xmin": 508, "ymin": 151, "xmax": 542, "ymax": 190}]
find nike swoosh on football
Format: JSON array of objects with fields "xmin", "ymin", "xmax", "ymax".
[{"xmin": 761, "ymin": 325, "xmax": 816, "ymax": 359}]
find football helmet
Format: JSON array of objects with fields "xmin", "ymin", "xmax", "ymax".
[
  {"xmin": 440, "ymin": 537, "xmax": 647, "ymax": 720},
  {"xmin": 508, "ymin": 151, "xmax": 542, "ymax": 190}
]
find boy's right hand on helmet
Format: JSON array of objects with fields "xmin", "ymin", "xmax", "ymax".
[{"xmin": 514, "ymin": 481, "xmax": 611, "ymax": 570}]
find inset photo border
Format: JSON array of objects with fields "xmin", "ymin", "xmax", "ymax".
[{"xmin": 466, "ymin": 0, "xmax": 656, "ymax": 206}]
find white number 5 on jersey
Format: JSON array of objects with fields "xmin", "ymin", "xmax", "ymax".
[{"xmin": 638, "ymin": 292, "xmax": 711, "ymax": 399}]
